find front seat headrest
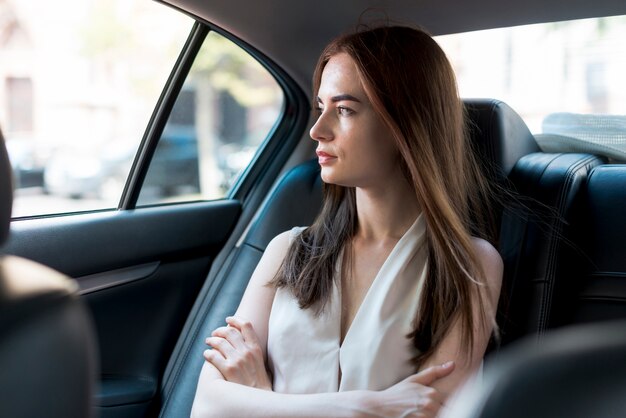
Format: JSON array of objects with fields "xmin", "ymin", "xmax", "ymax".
[
  {"xmin": 443, "ymin": 320, "xmax": 626, "ymax": 418},
  {"xmin": 0, "ymin": 127, "xmax": 13, "ymax": 246}
]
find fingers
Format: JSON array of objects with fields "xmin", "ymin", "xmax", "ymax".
[
  {"xmin": 203, "ymin": 316, "xmax": 263, "ymax": 369},
  {"xmin": 204, "ymin": 316, "xmax": 260, "ymax": 364},
  {"xmin": 212, "ymin": 325, "xmax": 246, "ymax": 350},
  {"xmin": 225, "ymin": 316, "xmax": 261, "ymax": 345},
  {"xmin": 205, "ymin": 336, "xmax": 237, "ymax": 360},
  {"xmin": 203, "ymin": 346, "xmax": 227, "ymax": 370},
  {"xmin": 412, "ymin": 361, "xmax": 455, "ymax": 386}
]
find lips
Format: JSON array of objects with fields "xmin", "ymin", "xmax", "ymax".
[{"xmin": 316, "ymin": 150, "xmax": 337, "ymax": 165}]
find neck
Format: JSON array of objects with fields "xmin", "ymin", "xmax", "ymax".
[{"xmin": 354, "ymin": 176, "xmax": 421, "ymax": 241}]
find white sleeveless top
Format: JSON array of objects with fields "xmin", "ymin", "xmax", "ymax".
[{"xmin": 267, "ymin": 213, "xmax": 429, "ymax": 393}]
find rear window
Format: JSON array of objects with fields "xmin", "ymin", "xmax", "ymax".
[{"xmin": 436, "ymin": 15, "xmax": 626, "ymax": 135}]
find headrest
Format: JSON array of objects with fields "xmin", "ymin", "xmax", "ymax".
[
  {"xmin": 0, "ymin": 127, "xmax": 13, "ymax": 246},
  {"xmin": 0, "ymin": 256, "xmax": 97, "ymax": 417},
  {"xmin": 464, "ymin": 99, "xmax": 540, "ymax": 181},
  {"xmin": 443, "ymin": 320, "xmax": 626, "ymax": 418}
]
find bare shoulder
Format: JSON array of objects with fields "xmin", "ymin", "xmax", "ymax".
[
  {"xmin": 248, "ymin": 228, "xmax": 299, "ymax": 287},
  {"xmin": 470, "ymin": 238, "xmax": 503, "ymax": 340},
  {"xmin": 470, "ymin": 237, "xmax": 503, "ymax": 290},
  {"xmin": 263, "ymin": 229, "xmax": 295, "ymax": 266}
]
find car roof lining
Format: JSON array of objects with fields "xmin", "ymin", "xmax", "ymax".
[{"xmin": 162, "ymin": 0, "xmax": 626, "ymax": 92}]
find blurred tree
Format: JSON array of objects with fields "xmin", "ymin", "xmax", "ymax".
[{"xmin": 191, "ymin": 33, "xmax": 280, "ymax": 107}]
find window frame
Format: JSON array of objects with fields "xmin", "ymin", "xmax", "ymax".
[{"xmin": 121, "ymin": 19, "xmax": 309, "ymax": 210}]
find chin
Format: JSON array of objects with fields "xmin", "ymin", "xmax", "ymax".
[
  {"xmin": 319, "ymin": 170, "xmax": 340, "ymax": 185},
  {"xmin": 319, "ymin": 168, "xmax": 335, "ymax": 184},
  {"xmin": 319, "ymin": 167, "xmax": 360, "ymax": 188},
  {"xmin": 320, "ymin": 175, "xmax": 352, "ymax": 188}
]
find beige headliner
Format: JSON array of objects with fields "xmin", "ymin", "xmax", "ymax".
[{"xmin": 163, "ymin": 0, "xmax": 626, "ymax": 96}]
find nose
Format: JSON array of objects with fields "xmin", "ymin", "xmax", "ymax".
[{"xmin": 309, "ymin": 111, "xmax": 333, "ymax": 142}]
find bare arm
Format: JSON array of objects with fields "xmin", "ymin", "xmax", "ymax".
[
  {"xmin": 192, "ymin": 360, "xmax": 455, "ymax": 418},
  {"xmin": 194, "ymin": 230, "xmax": 291, "ymax": 388},
  {"xmin": 197, "ymin": 231, "xmax": 291, "ymax": 394},
  {"xmin": 418, "ymin": 237, "xmax": 504, "ymax": 399},
  {"xmin": 232, "ymin": 230, "xmax": 292, "ymax": 360},
  {"xmin": 192, "ymin": 370, "xmax": 368, "ymax": 418}
]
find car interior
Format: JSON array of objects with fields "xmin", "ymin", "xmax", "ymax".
[
  {"xmin": 0, "ymin": 129, "xmax": 97, "ymax": 417},
  {"xmin": 1, "ymin": 0, "xmax": 626, "ymax": 417}
]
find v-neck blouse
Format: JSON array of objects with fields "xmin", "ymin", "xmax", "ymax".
[{"xmin": 267, "ymin": 213, "xmax": 428, "ymax": 393}]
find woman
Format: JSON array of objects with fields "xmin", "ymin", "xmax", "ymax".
[{"xmin": 191, "ymin": 25, "xmax": 502, "ymax": 418}]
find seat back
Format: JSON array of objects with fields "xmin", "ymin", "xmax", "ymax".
[
  {"xmin": 497, "ymin": 152, "xmax": 604, "ymax": 345},
  {"xmin": 444, "ymin": 319, "xmax": 626, "ymax": 418},
  {"xmin": 567, "ymin": 165, "xmax": 626, "ymax": 324},
  {"xmin": 444, "ymin": 157, "xmax": 626, "ymax": 418},
  {"xmin": 0, "ymin": 129, "xmax": 98, "ymax": 418},
  {"xmin": 461, "ymin": 101, "xmax": 608, "ymax": 347},
  {"xmin": 158, "ymin": 98, "xmax": 540, "ymax": 417},
  {"xmin": 158, "ymin": 97, "xmax": 619, "ymax": 415}
]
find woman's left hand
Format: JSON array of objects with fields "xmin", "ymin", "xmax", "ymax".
[{"xmin": 204, "ymin": 316, "xmax": 273, "ymax": 390}]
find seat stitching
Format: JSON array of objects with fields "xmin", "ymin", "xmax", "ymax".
[{"xmin": 538, "ymin": 155, "xmax": 599, "ymax": 335}]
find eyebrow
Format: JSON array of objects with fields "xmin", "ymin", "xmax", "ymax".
[{"xmin": 316, "ymin": 94, "xmax": 362, "ymax": 104}]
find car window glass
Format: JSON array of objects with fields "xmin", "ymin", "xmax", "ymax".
[
  {"xmin": 436, "ymin": 15, "xmax": 626, "ymax": 133},
  {"xmin": 0, "ymin": 0, "xmax": 192, "ymax": 218},
  {"xmin": 137, "ymin": 31, "xmax": 284, "ymax": 206}
]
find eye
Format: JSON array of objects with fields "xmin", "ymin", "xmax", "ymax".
[{"xmin": 338, "ymin": 106, "xmax": 355, "ymax": 116}]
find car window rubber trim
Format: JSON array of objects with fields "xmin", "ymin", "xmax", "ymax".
[{"xmin": 120, "ymin": 21, "xmax": 209, "ymax": 210}]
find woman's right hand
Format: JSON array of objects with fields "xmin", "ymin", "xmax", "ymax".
[
  {"xmin": 203, "ymin": 316, "xmax": 273, "ymax": 390},
  {"xmin": 366, "ymin": 362, "xmax": 455, "ymax": 418}
]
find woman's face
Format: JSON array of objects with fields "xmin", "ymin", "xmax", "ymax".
[{"xmin": 310, "ymin": 53, "xmax": 400, "ymax": 189}]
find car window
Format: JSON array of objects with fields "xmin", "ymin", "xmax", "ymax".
[
  {"xmin": 436, "ymin": 15, "xmax": 626, "ymax": 134},
  {"xmin": 0, "ymin": 0, "xmax": 192, "ymax": 218},
  {"xmin": 137, "ymin": 31, "xmax": 284, "ymax": 206}
]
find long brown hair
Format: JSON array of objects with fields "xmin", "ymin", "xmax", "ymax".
[{"xmin": 272, "ymin": 25, "xmax": 497, "ymax": 368}]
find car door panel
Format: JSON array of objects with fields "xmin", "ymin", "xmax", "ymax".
[
  {"xmin": 5, "ymin": 200, "xmax": 239, "ymax": 276},
  {"xmin": 4, "ymin": 200, "xmax": 240, "ymax": 416}
]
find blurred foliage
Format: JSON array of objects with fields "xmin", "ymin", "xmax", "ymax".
[
  {"xmin": 545, "ymin": 15, "xmax": 626, "ymax": 38},
  {"xmin": 190, "ymin": 32, "xmax": 280, "ymax": 107},
  {"xmin": 76, "ymin": 1, "xmax": 279, "ymax": 109},
  {"xmin": 76, "ymin": 0, "xmax": 190, "ymax": 99}
]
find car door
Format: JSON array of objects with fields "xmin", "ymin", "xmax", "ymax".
[{"xmin": 0, "ymin": 2, "xmax": 307, "ymax": 417}]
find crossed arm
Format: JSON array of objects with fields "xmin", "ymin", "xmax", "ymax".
[{"xmin": 190, "ymin": 233, "xmax": 502, "ymax": 418}]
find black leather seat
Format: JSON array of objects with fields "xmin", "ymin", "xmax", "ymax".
[
  {"xmin": 157, "ymin": 98, "xmax": 618, "ymax": 417},
  {"xmin": 441, "ymin": 101, "xmax": 606, "ymax": 347},
  {"xmin": 158, "ymin": 98, "xmax": 545, "ymax": 417},
  {"xmin": 444, "ymin": 319, "xmax": 626, "ymax": 418},
  {"xmin": 566, "ymin": 165, "xmax": 626, "ymax": 324},
  {"xmin": 0, "ymin": 129, "xmax": 98, "ymax": 418},
  {"xmin": 435, "ymin": 142, "xmax": 626, "ymax": 418},
  {"xmin": 497, "ymin": 152, "xmax": 604, "ymax": 345}
]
